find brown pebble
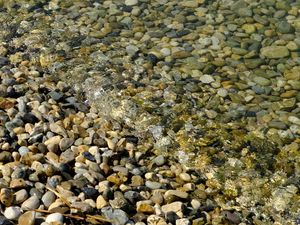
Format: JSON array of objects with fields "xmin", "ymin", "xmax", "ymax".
[{"xmin": 18, "ymin": 211, "xmax": 35, "ymax": 225}]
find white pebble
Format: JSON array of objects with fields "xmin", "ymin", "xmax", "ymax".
[
  {"xmin": 200, "ymin": 75, "xmax": 214, "ymax": 84},
  {"xmin": 125, "ymin": 0, "xmax": 138, "ymax": 6},
  {"xmin": 46, "ymin": 213, "xmax": 64, "ymax": 224},
  {"xmin": 217, "ymin": 88, "xmax": 228, "ymax": 97},
  {"xmin": 4, "ymin": 206, "xmax": 22, "ymax": 220}
]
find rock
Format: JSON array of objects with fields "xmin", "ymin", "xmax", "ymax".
[
  {"xmin": 164, "ymin": 190, "xmax": 188, "ymax": 201},
  {"xmin": 176, "ymin": 218, "xmax": 191, "ymax": 225},
  {"xmin": 253, "ymin": 77, "xmax": 271, "ymax": 86},
  {"xmin": 45, "ymin": 213, "xmax": 64, "ymax": 224},
  {"xmin": 261, "ymin": 46, "xmax": 289, "ymax": 59},
  {"xmin": 126, "ymin": 45, "xmax": 139, "ymax": 56},
  {"xmin": 59, "ymin": 138, "xmax": 74, "ymax": 151},
  {"xmin": 18, "ymin": 211, "xmax": 35, "ymax": 225},
  {"xmin": 200, "ymin": 75, "xmax": 214, "ymax": 84},
  {"xmin": 96, "ymin": 195, "xmax": 108, "ymax": 209},
  {"xmin": 14, "ymin": 189, "xmax": 28, "ymax": 204},
  {"xmin": 145, "ymin": 181, "xmax": 162, "ymax": 189},
  {"xmin": 217, "ymin": 88, "xmax": 228, "ymax": 97},
  {"xmin": 179, "ymin": 173, "xmax": 191, "ymax": 182},
  {"xmin": 101, "ymin": 207, "xmax": 128, "ymax": 225},
  {"xmin": 4, "ymin": 206, "xmax": 22, "ymax": 220},
  {"xmin": 125, "ymin": 0, "xmax": 138, "ymax": 6},
  {"xmin": 49, "ymin": 123, "xmax": 67, "ymax": 137},
  {"xmin": 153, "ymin": 155, "xmax": 165, "ymax": 166},
  {"xmin": 21, "ymin": 195, "xmax": 40, "ymax": 210},
  {"xmin": 0, "ymin": 216, "xmax": 13, "ymax": 225},
  {"xmin": 161, "ymin": 202, "xmax": 183, "ymax": 215},
  {"xmin": 42, "ymin": 191, "xmax": 56, "ymax": 208},
  {"xmin": 147, "ymin": 215, "xmax": 168, "ymax": 225},
  {"xmin": 136, "ymin": 200, "xmax": 154, "ymax": 214}
]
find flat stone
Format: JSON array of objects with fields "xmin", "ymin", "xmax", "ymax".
[
  {"xmin": 261, "ymin": 46, "xmax": 289, "ymax": 59},
  {"xmin": 164, "ymin": 190, "xmax": 188, "ymax": 201},
  {"xmin": 14, "ymin": 189, "xmax": 28, "ymax": 204},
  {"xmin": 253, "ymin": 76, "xmax": 271, "ymax": 86},
  {"xmin": 161, "ymin": 201, "xmax": 183, "ymax": 215},
  {"xmin": 145, "ymin": 181, "xmax": 162, "ymax": 189},
  {"xmin": 21, "ymin": 195, "xmax": 40, "ymax": 210},
  {"xmin": 101, "ymin": 207, "xmax": 128, "ymax": 225}
]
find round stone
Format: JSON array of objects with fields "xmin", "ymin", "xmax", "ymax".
[
  {"xmin": 217, "ymin": 88, "xmax": 228, "ymax": 97},
  {"xmin": 4, "ymin": 206, "xmax": 22, "ymax": 220},
  {"xmin": 45, "ymin": 213, "xmax": 64, "ymax": 224}
]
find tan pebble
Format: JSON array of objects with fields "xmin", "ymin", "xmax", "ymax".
[
  {"xmin": 18, "ymin": 211, "xmax": 35, "ymax": 225},
  {"xmin": 136, "ymin": 200, "xmax": 155, "ymax": 213},
  {"xmin": 10, "ymin": 178, "xmax": 27, "ymax": 189},
  {"xmin": 96, "ymin": 195, "xmax": 108, "ymax": 209},
  {"xmin": 0, "ymin": 188, "xmax": 14, "ymax": 206}
]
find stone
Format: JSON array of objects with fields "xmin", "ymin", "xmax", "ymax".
[
  {"xmin": 59, "ymin": 138, "xmax": 74, "ymax": 151},
  {"xmin": 101, "ymin": 207, "xmax": 128, "ymax": 225},
  {"xmin": 261, "ymin": 46, "xmax": 289, "ymax": 59},
  {"xmin": 161, "ymin": 202, "xmax": 183, "ymax": 215},
  {"xmin": 145, "ymin": 181, "xmax": 162, "ymax": 189},
  {"xmin": 45, "ymin": 213, "xmax": 64, "ymax": 224},
  {"xmin": 147, "ymin": 215, "xmax": 168, "ymax": 225},
  {"xmin": 217, "ymin": 88, "xmax": 228, "ymax": 97},
  {"xmin": 18, "ymin": 211, "xmax": 35, "ymax": 225},
  {"xmin": 14, "ymin": 189, "xmax": 28, "ymax": 204},
  {"xmin": 3, "ymin": 206, "xmax": 21, "ymax": 220},
  {"xmin": 153, "ymin": 155, "xmax": 165, "ymax": 166},
  {"xmin": 126, "ymin": 45, "xmax": 139, "ymax": 56},
  {"xmin": 96, "ymin": 195, "xmax": 108, "ymax": 209},
  {"xmin": 176, "ymin": 218, "xmax": 191, "ymax": 225},
  {"xmin": 164, "ymin": 190, "xmax": 188, "ymax": 201},
  {"xmin": 125, "ymin": 0, "xmax": 138, "ymax": 6},
  {"xmin": 200, "ymin": 75, "xmax": 214, "ymax": 84},
  {"xmin": 21, "ymin": 195, "xmax": 40, "ymax": 210},
  {"xmin": 136, "ymin": 200, "xmax": 155, "ymax": 213},
  {"xmin": 42, "ymin": 191, "xmax": 56, "ymax": 208},
  {"xmin": 253, "ymin": 77, "xmax": 271, "ymax": 86}
]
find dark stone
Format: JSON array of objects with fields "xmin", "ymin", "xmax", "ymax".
[
  {"xmin": 0, "ymin": 216, "xmax": 13, "ymax": 225},
  {"xmin": 0, "ymin": 151, "xmax": 13, "ymax": 163},
  {"xmin": 121, "ymin": 5, "xmax": 132, "ymax": 12},
  {"xmin": 0, "ymin": 57, "xmax": 9, "ymax": 67},
  {"xmin": 83, "ymin": 187, "xmax": 98, "ymax": 199},
  {"xmin": 146, "ymin": 54, "xmax": 158, "ymax": 65},
  {"xmin": 48, "ymin": 91, "xmax": 63, "ymax": 101},
  {"xmin": 28, "ymin": 133, "xmax": 43, "ymax": 144},
  {"xmin": 123, "ymin": 135, "xmax": 138, "ymax": 144},
  {"xmin": 47, "ymin": 175, "xmax": 62, "ymax": 188},
  {"xmin": 166, "ymin": 211, "xmax": 179, "ymax": 224},
  {"xmin": 176, "ymin": 29, "xmax": 190, "ymax": 37},
  {"xmin": 82, "ymin": 151, "xmax": 96, "ymax": 162},
  {"xmin": 124, "ymin": 191, "xmax": 140, "ymax": 203},
  {"xmin": 22, "ymin": 113, "xmax": 39, "ymax": 124}
]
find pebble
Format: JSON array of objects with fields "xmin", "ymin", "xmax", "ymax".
[
  {"xmin": 21, "ymin": 196, "xmax": 40, "ymax": 210},
  {"xmin": 101, "ymin": 207, "xmax": 128, "ymax": 225},
  {"xmin": 3, "ymin": 207, "xmax": 22, "ymax": 220},
  {"xmin": 45, "ymin": 213, "xmax": 64, "ymax": 224},
  {"xmin": 200, "ymin": 75, "xmax": 214, "ymax": 84},
  {"xmin": 18, "ymin": 211, "xmax": 35, "ymax": 225},
  {"xmin": 161, "ymin": 202, "xmax": 183, "ymax": 215},
  {"xmin": 153, "ymin": 155, "xmax": 165, "ymax": 166},
  {"xmin": 176, "ymin": 218, "xmax": 191, "ymax": 225},
  {"xmin": 125, "ymin": 0, "xmax": 138, "ymax": 6},
  {"xmin": 145, "ymin": 181, "xmax": 162, "ymax": 189},
  {"xmin": 14, "ymin": 189, "xmax": 28, "ymax": 204},
  {"xmin": 261, "ymin": 46, "xmax": 290, "ymax": 59},
  {"xmin": 42, "ymin": 191, "xmax": 56, "ymax": 208}
]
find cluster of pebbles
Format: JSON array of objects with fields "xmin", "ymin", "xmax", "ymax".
[{"xmin": 0, "ymin": 0, "xmax": 300, "ymax": 224}]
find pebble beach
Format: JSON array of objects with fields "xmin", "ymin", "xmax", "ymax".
[{"xmin": 0, "ymin": 0, "xmax": 300, "ymax": 224}]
